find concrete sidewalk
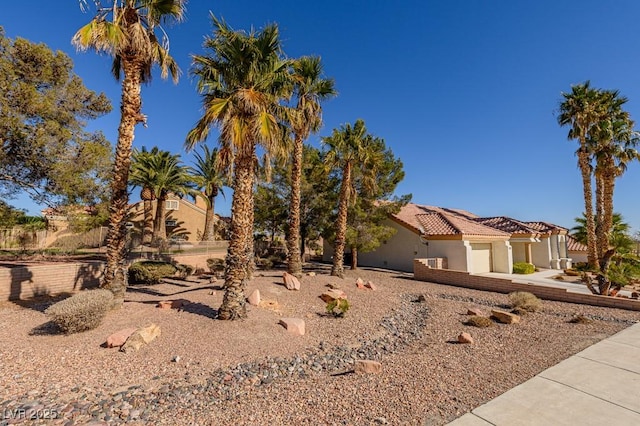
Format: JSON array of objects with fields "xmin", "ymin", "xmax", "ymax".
[{"xmin": 447, "ymin": 322, "xmax": 640, "ymax": 426}]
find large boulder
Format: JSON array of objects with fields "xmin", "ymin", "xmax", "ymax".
[
  {"xmin": 283, "ymin": 272, "xmax": 301, "ymax": 291},
  {"xmin": 355, "ymin": 360, "xmax": 382, "ymax": 374},
  {"xmin": 247, "ymin": 289, "xmax": 261, "ymax": 306},
  {"xmin": 319, "ymin": 289, "xmax": 347, "ymax": 303},
  {"xmin": 278, "ymin": 318, "xmax": 306, "ymax": 336},
  {"xmin": 491, "ymin": 309, "xmax": 520, "ymax": 324},
  {"xmin": 105, "ymin": 328, "xmax": 137, "ymax": 348},
  {"xmin": 120, "ymin": 323, "xmax": 161, "ymax": 353}
]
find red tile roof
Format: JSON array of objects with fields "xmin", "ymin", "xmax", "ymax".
[
  {"xmin": 566, "ymin": 235, "xmax": 587, "ymax": 252},
  {"xmin": 416, "ymin": 212, "xmax": 511, "ymax": 237},
  {"xmin": 474, "ymin": 217, "xmax": 541, "ymax": 235},
  {"xmin": 523, "ymin": 221, "xmax": 567, "ymax": 234}
]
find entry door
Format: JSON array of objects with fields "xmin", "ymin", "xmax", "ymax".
[{"xmin": 470, "ymin": 243, "xmax": 492, "ymax": 273}]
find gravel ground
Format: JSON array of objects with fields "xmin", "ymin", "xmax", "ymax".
[{"xmin": 1, "ymin": 263, "xmax": 638, "ymax": 425}]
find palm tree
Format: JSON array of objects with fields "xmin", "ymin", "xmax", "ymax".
[
  {"xmin": 186, "ymin": 17, "xmax": 292, "ymax": 320},
  {"xmin": 323, "ymin": 120, "xmax": 378, "ymax": 278},
  {"xmin": 286, "ymin": 56, "xmax": 336, "ymax": 277},
  {"xmin": 130, "ymin": 146, "xmax": 160, "ymax": 245},
  {"xmin": 558, "ymin": 81, "xmax": 605, "ymax": 270},
  {"xmin": 73, "ymin": 0, "xmax": 185, "ymax": 307},
  {"xmin": 146, "ymin": 150, "xmax": 193, "ymax": 244},
  {"xmin": 192, "ymin": 145, "xmax": 227, "ymax": 241}
]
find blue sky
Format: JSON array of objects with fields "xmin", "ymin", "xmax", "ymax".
[{"xmin": 2, "ymin": 1, "xmax": 640, "ymax": 232}]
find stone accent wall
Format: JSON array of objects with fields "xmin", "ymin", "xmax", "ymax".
[
  {"xmin": 0, "ymin": 261, "xmax": 104, "ymax": 301},
  {"xmin": 414, "ymin": 259, "xmax": 640, "ymax": 312}
]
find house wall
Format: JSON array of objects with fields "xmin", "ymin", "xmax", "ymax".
[
  {"xmin": 430, "ymin": 240, "xmax": 469, "ymax": 272},
  {"xmin": 569, "ymin": 251, "xmax": 588, "ymax": 264},
  {"xmin": 491, "ymin": 241, "xmax": 512, "ymax": 273},
  {"xmin": 532, "ymin": 237, "xmax": 552, "ymax": 269},
  {"xmin": 130, "ymin": 196, "xmax": 207, "ymax": 242},
  {"xmin": 414, "ymin": 259, "xmax": 640, "ymax": 311},
  {"xmin": 357, "ymin": 219, "xmax": 430, "ymax": 272},
  {"xmin": 512, "ymin": 242, "xmax": 526, "ymax": 264}
]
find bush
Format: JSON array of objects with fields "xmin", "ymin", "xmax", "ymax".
[
  {"xmin": 464, "ymin": 315, "xmax": 493, "ymax": 328},
  {"xmin": 45, "ymin": 289, "xmax": 113, "ymax": 334},
  {"xmin": 512, "ymin": 262, "xmax": 535, "ymax": 274},
  {"xmin": 206, "ymin": 258, "xmax": 226, "ymax": 273},
  {"xmin": 509, "ymin": 291, "xmax": 542, "ymax": 313},
  {"xmin": 174, "ymin": 263, "xmax": 194, "ymax": 279},
  {"xmin": 128, "ymin": 261, "xmax": 177, "ymax": 284},
  {"xmin": 326, "ymin": 298, "xmax": 350, "ymax": 317}
]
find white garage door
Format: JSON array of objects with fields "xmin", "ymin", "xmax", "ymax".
[{"xmin": 471, "ymin": 243, "xmax": 492, "ymax": 273}]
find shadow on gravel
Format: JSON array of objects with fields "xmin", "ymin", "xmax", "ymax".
[
  {"xmin": 126, "ymin": 284, "xmax": 222, "ymax": 298},
  {"xmin": 29, "ymin": 320, "xmax": 62, "ymax": 336},
  {"xmin": 179, "ymin": 302, "xmax": 218, "ymax": 319}
]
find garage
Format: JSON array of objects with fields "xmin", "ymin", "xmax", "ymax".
[{"xmin": 470, "ymin": 243, "xmax": 492, "ymax": 273}]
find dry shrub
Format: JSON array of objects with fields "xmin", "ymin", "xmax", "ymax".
[
  {"xmin": 45, "ymin": 289, "xmax": 113, "ymax": 334},
  {"xmin": 509, "ymin": 291, "xmax": 541, "ymax": 313},
  {"xmin": 464, "ymin": 315, "xmax": 493, "ymax": 328},
  {"xmin": 569, "ymin": 314, "xmax": 593, "ymax": 324}
]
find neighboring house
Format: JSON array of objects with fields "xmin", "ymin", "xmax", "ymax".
[
  {"xmin": 473, "ymin": 217, "xmax": 572, "ymax": 270},
  {"xmin": 324, "ymin": 203, "xmax": 513, "ymax": 273},
  {"xmin": 324, "ymin": 202, "xmax": 575, "ymax": 274},
  {"xmin": 128, "ymin": 194, "xmax": 220, "ymax": 242},
  {"xmin": 566, "ymin": 234, "xmax": 588, "ymax": 264}
]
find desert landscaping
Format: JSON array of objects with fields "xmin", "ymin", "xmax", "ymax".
[{"xmin": 1, "ymin": 264, "xmax": 639, "ymax": 425}]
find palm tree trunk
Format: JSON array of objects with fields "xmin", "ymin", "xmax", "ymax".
[
  {"xmin": 577, "ymin": 148, "xmax": 598, "ymax": 270},
  {"xmin": 351, "ymin": 245, "xmax": 358, "ymax": 270},
  {"xmin": 153, "ymin": 194, "xmax": 167, "ymax": 245},
  {"xmin": 102, "ymin": 59, "xmax": 143, "ymax": 308},
  {"xmin": 597, "ymin": 162, "xmax": 617, "ymax": 295},
  {"xmin": 202, "ymin": 194, "xmax": 216, "ymax": 241},
  {"xmin": 142, "ymin": 198, "xmax": 153, "ymax": 245},
  {"xmin": 219, "ymin": 154, "xmax": 253, "ymax": 320},
  {"xmin": 286, "ymin": 134, "xmax": 304, "ymax": 277},
  {"xmin": 331, "ymin": 162, "xmax": 351, "ymax": 278},
  {"xmin": 246, "ymin": 185, "xmax": 255, "ymax": 280}
]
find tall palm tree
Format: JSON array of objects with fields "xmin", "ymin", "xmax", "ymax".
[
  {"xmin": 192, "ymin": 145, "xmax": 227, "ymax": 241},
  {"xmin": 286, "ymin": 56, "xmax": 336, "ymax": 277},
  {"xmin": 323, "ymin": 119, "xmax": 377, "ymax": 278},
  {"xmin": 73, "ymin": 0, "xmax": 185, "ymax": 307},
  {"xmin": 558, "ymin": 81, "xmax": 605, "ymax": 270},
  {"xmin": 186, "ymin": 16, "xmax": 292, "ymax": 320},
  {"xmin": 130, "ymin": 146, "xmax": 160, "ymax": 245},
  {"xmin": 146, "ymin": 150, "xmax": 193, "ymax": 244}
]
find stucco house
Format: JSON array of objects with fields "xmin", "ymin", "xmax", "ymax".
[{"xmin": 324, "ymin": 203, "xmax": 575, "ymax": 274}]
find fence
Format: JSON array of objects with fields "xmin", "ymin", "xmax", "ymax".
[{"xmin": 0, "ymin": 228, "xmax": 48, "ymax": 250}]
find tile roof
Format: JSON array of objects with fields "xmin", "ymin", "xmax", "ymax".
[
  {"xmin": 473, "ymin": 217, "xmax": 540, "ymax": 235},
  {"xmin": 523, "ymin": 221, "xmax": 567, "ymax": 234},
  {"xmin": 415, "ymin": 212, "xmax": 511, "ymax": 238},
  {"xmin": 566, "ymin": 235, "xmax": 587, "ymax": 252},
  {"xmin": 391, "ymin": 203, "xmax": 477, "ymax": 233}
]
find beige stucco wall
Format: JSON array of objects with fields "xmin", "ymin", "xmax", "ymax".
[
  {"xmin": 357, "ymin": 219, "xmax": 430, "ymax": 272},
  {"xmin": 428, "ymin": 240, "xmax": 469, "ymax": 272},
  {"xmin": 130, "ymin": 195, "xmax": 207, "ymax": 242},
  {"xmin": 512, "ymin": 242, "xmax": 527, "ymax": 264},
  {"xmin": 491, "ymin": 240, "xmax": 512, "ymax": 273},
  {"xmin": 532, "ymin": 237, "xmax": 552, "ymax": 268},
  {"xmin": 569, "ymin": 251, "xmax": 588, "ymax": 264}
]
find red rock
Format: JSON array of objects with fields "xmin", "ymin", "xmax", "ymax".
[
  {"xmin": 491, "ymin": 309, "xmax": 520, "ymax": 324},
  {"xmin": 157, "ymin": 301, "xmax": 173, "ymax": 309},
  {"xmin": 356, "ymin": 277, "xmax": 365, "ymax": 289},
  {"xmin": 458, "ymin": 332, "xmax": 474, "ymax": 344},
  {"xmin": 365, "ymin": 281, "xmax": 377, "ymax": 291},
  {"xmin": 158, "ymin": 299, "xmax": 189, "ymax": 309},
  {"xmin": 283, "ymin": 272, "xmax": 301, "ymax": 290},
  {"xmin": 247, "ymin": 289, "xmax": 261, "ymax": 306},
  {"xmin": 467, "ymin": 308, "xmax": 483, "ymax": 316},
  {"xmin": 105, "ymin": 328, "xmax": 137, "ymax": 348},
  {"xmin": 319, "ymin": 289, "xmax": 347, "ymax": 303},
  {"xmin": 278, "ymin": 318, "xmax": 306, "ymax": 336},
  {"xmin": 355, "ymin": 360, "xmax": 382, "ymax": 374}
]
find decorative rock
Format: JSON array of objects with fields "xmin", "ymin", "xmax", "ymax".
[
  {"xmin": 105, "ymin": 328, "xmax": 137, "ymax": 348},
  {"xmin": 319, "ymin": 289, "xmax": 347, "ymax": 303},
  {"xmin": 416, "ymin": 294, "xmax": 427, "ymax": 303},
  {"xmin": 278, "ymin": 318, "xmax": 306, "ymax": 336},
  {"xmin": 172, "ymin": 355, "xmax": 181, "ymax": 362},
  {"xmin": 355, "ymin": 360, "xmax": 382, "ymax": 374},
  {"xmin": 157, "ymin": 299, "xmax": 189, "ymax": 310},
  {"xmin": 283, "ymin": 272, "xmax": 301, "ymax": 291},
  {"xmin": 307, "ymin": 272, "xmax": 316, "ymax": 277},
  {"xmin": 458, "ymin": 332, "xmax": 474, "ymax": 344},
  {"xmin": 120, "ymin": 323, "xmax": 161, "ymax": 353},
  {"xmin": 365, "ymin": 281, "xmax": 377, "ymax": 291},
  {"xmin": 247, "ymin": 289, "xmax": 261, "ymax": 306},
  {"xmin": 491, "ymin": 309, "xmax": 520, "ymax": 324},
  {"xmin": 326, "ymin": 283, "xmax": 340, "ymax": 289},
  {"xmin": 356, "ymin": 277, "xmax": 365, "ymax": 289},
  {"xmin": 467, "ymin": 307, "xmax": 483, "ymax": 316}
]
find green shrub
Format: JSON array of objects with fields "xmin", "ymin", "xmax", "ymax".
[
  {"xmin": 512, "ymin": 262, "xmax": 535, "ymax": 274},
  {"xmin": 326, "ymin": 298, "xmax": 350, "ymax": 317},
  {"xmin": 509, "ymin": 291, "xmax": 541, "ymax": 313},
  {"xmin": 464, "ymin": 315, "xmax": 493, "ymax": 327},
  {"xmin": 128, "ymin": 261, "xmax": 177, "ymax": 284},
  {"xmin": 255, "ymin": 257, "xmax": 273, "ymax": 270},
  {"xmin": 174, "ymin": 263, "xmax": 194, "ymax": 279},
  {"xmin": 45, "ymin": 289, "xmax": 113, "ymax": 334},
  {"xmin": 206, "ymin": 258, "xmax": 226, "ymax": 273}
]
